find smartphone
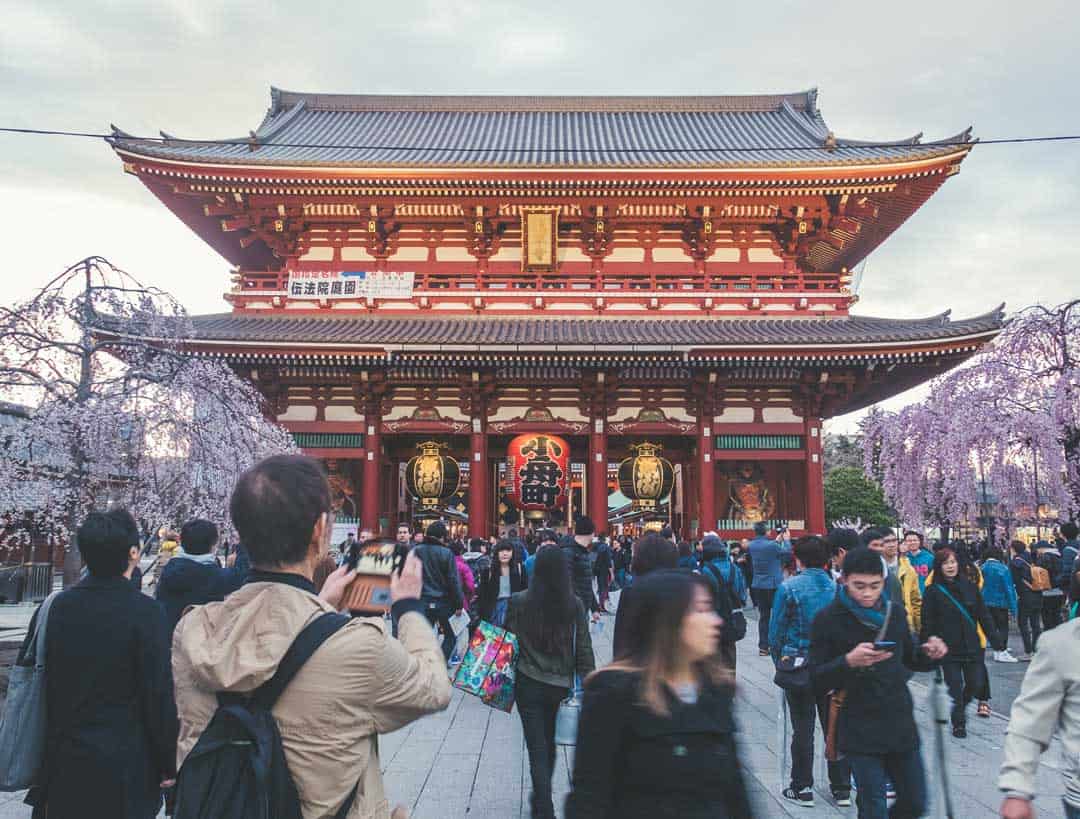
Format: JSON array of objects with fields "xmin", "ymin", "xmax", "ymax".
[
  {"xmin": 340, "ymin": 540, "xmax": 407, "ymax": 613},
  {"xmin": 873, "ymin": 640, "xmax": 897, "ymax": 651}
]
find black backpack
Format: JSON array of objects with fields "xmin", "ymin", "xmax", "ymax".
[
  {"xmin": 703, "ymin": 562, "xmax": 748, "ymax": 643},
  {"xmin": 173, "ymin": 612, "xmax": 357, "ymax": 819}
]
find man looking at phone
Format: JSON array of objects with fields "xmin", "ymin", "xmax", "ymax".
[
  {"xmin": 810, "ymin": 548, "xmax": 948, "ymax": 819},
  {"xmin": 172, "ymin": 454, "xmax": 450, "ymax": 819}
]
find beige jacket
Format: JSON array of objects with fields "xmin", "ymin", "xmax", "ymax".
[
  {"xmin": 173, "ymin": 579, "xmax": 451, "ymax": 819},
  {"xmin": 999, "ymin": 617, "xmax": 1080, "ymax": 808}
]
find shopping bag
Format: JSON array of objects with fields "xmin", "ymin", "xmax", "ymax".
[
  {"xmin": 0, "ymin": 591, "xmax": 58, "ymax": 791},
  {"xmin": 452, "ymin": 620, "xmax": 519, "ymax": 712}
]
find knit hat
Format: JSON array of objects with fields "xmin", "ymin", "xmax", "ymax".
[{"xmin": 574, "ymin": 516, "xmax": 596, "ymax": 536}]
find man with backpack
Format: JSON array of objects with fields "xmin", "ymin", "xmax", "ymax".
[
  {"xmin": 171, "ymin": 455, "xmax": 451, "ymax": 819},
  {"xmin": 1009, "ymin": 540, "xmax": 1043, "ymax": 661},
  {"xmin": 1034, "ymin": 540, "xmax": 1066, "ymax": 631},
  {"xmin": 699, "ymin": 533, "xmax": 747, "ymax": 670}
]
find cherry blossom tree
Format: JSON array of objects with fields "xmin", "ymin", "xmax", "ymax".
[
  {"xmin": 0, "ymin": 257, "xmax": 296, "ymax": 585},
  {"xmin": 862, "ymin": 300, "xmax": 1079, "ymax": 540}
]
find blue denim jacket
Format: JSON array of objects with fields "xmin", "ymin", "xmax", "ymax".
[
  {"xmin": 749, "ymin": 536, "xmax": 791, "ymax": 590},
  {"xmin": 980, "ymin": 558, "xmax": 1018, "ymax": 614},
  {"xmin": 768, "ymin": 567, "xmax": 836, "ymax": 659}
]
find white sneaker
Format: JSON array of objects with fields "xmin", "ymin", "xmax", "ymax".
[{"xmin": 995, "ymin": 650, "xmax": 1020, "ymax": 663}]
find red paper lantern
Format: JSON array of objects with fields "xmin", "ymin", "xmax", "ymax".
[{"xmin": 505, "ymin": 433, "xmax": 570, "ymax": 512}]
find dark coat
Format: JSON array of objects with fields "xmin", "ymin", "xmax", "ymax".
[
  {"xmin": 611, "ymin": 584, "xmax": 641, "ymax": 660},
  {"xmin": 565, "ymin": 669, "xmax": 751, "ymax": 819},
  {"xmin": 920, "ymin": 576, "xmax": 1002, "ymax": 659},
  {"xmin": 809, "ymin": 597, "xmax": 934, "ymax": 755},
  {"xmin": 25, "ymin": 574, "xmax": 177, "ymax": 819},
  {"xmin": 155, "ymin": 554, "xmax": 229, "ymax": 637},
  {"xmin": 478, "ymin": 559, "xmax": 527, "ymax": 621},
  {"xmin": 561, "ymin": 536, "xmax": 598, "ymax": 614},
  {"xmin": 413, "ymin": 539, "xmax": 464, "ymax": 609}
]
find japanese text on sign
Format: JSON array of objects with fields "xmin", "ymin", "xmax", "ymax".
[{"xmin": 286, "ymin": 270, "xmax": 415, "ymax": 299}]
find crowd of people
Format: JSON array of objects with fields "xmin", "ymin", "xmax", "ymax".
[{"xmin": 10, "ymin": 457, "xmax": 1080, "ymax": 819}]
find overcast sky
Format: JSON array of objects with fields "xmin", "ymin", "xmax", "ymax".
[{"xmin": 2, "ymin": 0, "xmax": 1077, "ymax": 431}]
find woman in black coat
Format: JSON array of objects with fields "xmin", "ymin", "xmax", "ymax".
[
  {"xmin": 24, "ymin": 509, "xmax": 177, "ymax": 819},
  {"xmin": 920, "ymin": 547, "xmax": 1001, "ymax": 737},
  {"xmin": 478, "ymin": 538, "xmax": 527, "ymax": 625},
  {"xmin": 566, "ymin": 571, "xmax": 752, "ymax": 819}
]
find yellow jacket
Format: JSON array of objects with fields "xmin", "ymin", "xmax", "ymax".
[{"xmin": 897, "ymin": 557, "xmax": 923, "ymax": 634}]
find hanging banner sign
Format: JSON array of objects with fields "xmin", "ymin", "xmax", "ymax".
[
  {"xmin": 505, "ymin": 433, "xmax": 570, "ymax": 512},
  {"xmin": 287, "ymin": 270, "xmax": 415, "ymax": 299}
]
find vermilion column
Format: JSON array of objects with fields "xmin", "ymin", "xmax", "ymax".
[
  {"xmin": 588, "ymin": 418, "xmax": 608, "ymax": 534},
  {"xmin": 362, "ymin": 418, "xmax": 382, "ymax": 536},
  {"xmin": 698, "ymin": 420, "xmax": 716, "ymax": 534},
  {"xmin": 468, "ymin": 421, "xmax": 488, "ymax": 539},
  {"xmin": 804, "ymin": 414, "xmax": 826, "ymax": 534}
]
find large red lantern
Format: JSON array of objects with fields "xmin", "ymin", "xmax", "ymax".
[{"xmin": 505, "ymin": 433, "xmax": 570, "ymax": 512}]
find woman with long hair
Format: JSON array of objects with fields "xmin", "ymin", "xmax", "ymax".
[
  {"xmin": 920, "ymin": 547, "xmax": 1001, "ymax": 737},
  {"xmin": 566, "ymin": 571, "xmax": 752, "ymax": 819},
  {"xmin": 505, "ymin": 547, "xmax": 595, "ymax": 819},
  {"xmin": 478, "ymin": 537, "xmax": 526, "ymax": 626}
]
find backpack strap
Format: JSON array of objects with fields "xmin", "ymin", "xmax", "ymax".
[{"xmin": 254, "ymin": 611, "xmax": 350, "ymax": 710}]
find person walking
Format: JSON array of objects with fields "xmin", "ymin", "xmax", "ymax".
[
  {"xmin": 920, "ymin": 547, "xmax": 1001, "ymax": 738},
  {"xmin": 612, "ymin": 532, "xmax": 678, "ymax": 660},
  {"xmin": 749, "ymin": 520, "xmax": 790, "ymax": 656},
  {"xmin": 769, "ymin": 535, "xmax": 851, "ymax": 808},
  {"xmin": 565, "ymin": 571, "xmax": 752, "ymax": 819},
  {"xmin": 1009, "ymin": 540, "xmax": 1043, "ymax": 660},
  {"xmin": 809, "ymin": 548, "xmax": 948, "ymax": 819},
  {"xmin": 981, "ymin": 545, "xmax": 1020, "ymax": 663},
  {"xmin": 562, "ymin": 517, "xmax": 600, "ymax": 621},
  {"xmin": 505, "ymin": 548, "xmax": 595, "ymax": 819},
  {"xmin": 700, "ymin": 533, "xmax": 747, "ymax": 671},
  {"xmin": 592, "ymin": 535, "xmax": 614, "ymax": 613},
  {"xmin": 172, "ymin": 455, "xmax": 451, "ymax": 819},
  {"xmin": 449, "ymin": 538, "xmax": 477, "ymax": 612},
  {"xmin": 903, "ymin": 531, "xmax": 934, "ymax": 594},
  {"xmin": 413, "ymin": 520, "xmax": 466, "ymax": 662},
  {"xmin": 997, "ymin": 613, "xmax": 1080, "ymax": 819},
  {"xmin": 155, "ymin": 518, "xmax": 229, "ymax": 638},
  {"xmin": 23, "ymin": 509, "xmax": 177, "ymax": 819},
  {"xmin": 1034, "ymin": 540, "xmax": 1066, "ymax": 631},
  {"xmin": 478, "ymin": 538, "xmax": 527, "ymax": 626}
]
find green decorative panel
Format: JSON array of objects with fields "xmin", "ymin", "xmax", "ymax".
[
  {"xmin": 714, "ymin": 434, "xmax": 803, "ymax": 450},
  {"xmin": 291, "ymin": 432, "xmax": 365, "ymax": 449}
]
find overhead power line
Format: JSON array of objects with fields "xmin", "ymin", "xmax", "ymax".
[{"xmin": 0, "ymin": 126, "xmax": 1079, "ymax": 155}]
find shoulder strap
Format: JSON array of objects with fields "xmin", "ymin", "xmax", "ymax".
[
  {"xmin": 936, "ymin": 584, "xmax": 977, "ymax": 631},
  {"xmin": 254, "ymin": 611, "xmax": 350, "ymax": 709}
]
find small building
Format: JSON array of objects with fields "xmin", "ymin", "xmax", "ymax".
[{"xmin": 107, "ymin": 88, "xmax": 1003, "ymax": 538}]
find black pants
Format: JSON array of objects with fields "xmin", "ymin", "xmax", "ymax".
[
  {"xmin": 1042, "ymin": 595, "xmax": 1064, "ymax": 632},
  {"xmin": 423, "ymin": 600, "xmax": 456, "ymax": 662},
  {"xmin": 784, "ymin": 686, "xmax": 851, "ymax": 793},
  {"xmin": 751, "ymin": 588, "xmax": 776, "ymax": 650},
  {"xmin": 989, "ymin": 607, "xmax": 1010, "ymax": 649},
  {"xmin": 942, "ymin": 660, "xmax": 985, "ymax": 728},
  {"xmin": 516, "ymin": 673, "xmax": 569, "ymax": 819},
  {"xmin": 1018, "ymin": 603, "xmax": 1042, "ymax": 654},
  {"xmin": 720, "ymin": 640, "xmax": 737, "ymax": 673}
]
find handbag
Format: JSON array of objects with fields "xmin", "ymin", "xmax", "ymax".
[
  {"xmin": 772, "ymin": 653, "xmax": 810, "ymax": 691},
  {"xmin": 0, "ymin": 591, "xmax": 58, "ymax": 791},
  {"xmin": 452, "ymin": 620, "xmax": 519, "ymax": 712},
  {"xmin": 555, "ymin": 625, "xmax": 580, "ymax": 746}
]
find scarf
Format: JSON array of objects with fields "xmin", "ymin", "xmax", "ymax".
[
  {"xmin": 176, "ymin": 548, "xmax": 221, "ymax": 566},
  {"xmin": 838, "ymin": 586, "xmax": 888, "ymax": 631}
]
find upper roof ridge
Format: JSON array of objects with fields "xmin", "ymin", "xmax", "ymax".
[{"xmin": 267, "ymin": 86, "xmax": 820, "ymax": 115}]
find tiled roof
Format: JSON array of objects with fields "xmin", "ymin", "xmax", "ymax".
[
  {"xmin": 174, "ymin": 309, "xmax": 1004, "ymax": 350},
  {"xmin": 109, "ymin": 87, "xmax": 973, "ymax": 170}
]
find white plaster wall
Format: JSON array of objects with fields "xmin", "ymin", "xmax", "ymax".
[
  {"xmin": 325, "ymin": 405, "xmax": 365, "ymax": 422},
  {"xmin": 278, "ymin": 405, "xmax": 317, "ymax": 422}
]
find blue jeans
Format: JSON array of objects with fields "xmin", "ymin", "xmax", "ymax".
[{"xmin": 847, "ymin": 745, "xmax": 927, "ymax": 819}]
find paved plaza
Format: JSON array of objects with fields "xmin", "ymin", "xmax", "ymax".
[{"xmin": 0, "ymin": 591, "xmax": 1070, "ymax": 818}]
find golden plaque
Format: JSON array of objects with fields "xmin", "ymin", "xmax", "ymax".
[{"xmin": 521, "ymin": 207, "xmax": 558, "ymax": 272}]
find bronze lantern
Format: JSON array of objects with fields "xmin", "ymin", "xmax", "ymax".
[
  {"xmin": 618, "ymin": 442, "xmax": 675, "ymax": 511},
  {"xmin": 405, "ymin": 441, "xmax": 461, "ymax": 512}
]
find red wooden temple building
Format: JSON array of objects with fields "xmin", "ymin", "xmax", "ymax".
[{"xmin": 108, "ymin": 88, "xmax": 1002, "ymax": 538}]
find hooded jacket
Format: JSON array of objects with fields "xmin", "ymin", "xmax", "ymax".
[
  {"xmin": 172, "ymin": 574, "xmax": 451, "ymax": 819},
  {"xmin": 156, "ymin": 551, "xmax": 228, "ymax": 637}
]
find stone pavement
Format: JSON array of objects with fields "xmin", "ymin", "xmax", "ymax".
[{"xmin": 0, "ymin": 590, "xmax": 1070, "ymax": 818}]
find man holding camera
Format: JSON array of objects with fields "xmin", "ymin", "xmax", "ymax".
[{"xmin": 172, "ymin": 455, "xmax": 451, "ymax": 819}]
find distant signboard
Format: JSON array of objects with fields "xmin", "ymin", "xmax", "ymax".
[{"xmin": 287, "ymin": 270, "xmax": 415, "ymax": 299}]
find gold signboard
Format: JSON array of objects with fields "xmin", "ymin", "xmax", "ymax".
[{"xmin": 521, "ymin": 207, "xmax": 558, "ymax": 272}]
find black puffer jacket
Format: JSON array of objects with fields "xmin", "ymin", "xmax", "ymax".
[{"xmin": 561, "ymin": 536, "xmax": 598, "ymax": 614}]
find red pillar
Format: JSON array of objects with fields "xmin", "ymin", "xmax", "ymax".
[
  {"xmin": 588, "ymin": 419, "xmax": 608, "ymax": 534},
  {"xmin": 468, "ymin": 422, "xmax": 488, "ymax": 539},
  {"xmin": 362, "ymin": 419, "xmax": 382, "ymax": 536},
  {"xmin": 805, "ymin": 414, "xmax": 826, "ymax": 534},
  {"xmin": 698, "ymin": 420, "xmax": 716, "ymax": 534}
]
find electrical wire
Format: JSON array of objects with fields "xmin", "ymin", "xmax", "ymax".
[{"xmin": 0, "ymin": 126, "xmax": 1079, "ymax": 155}]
